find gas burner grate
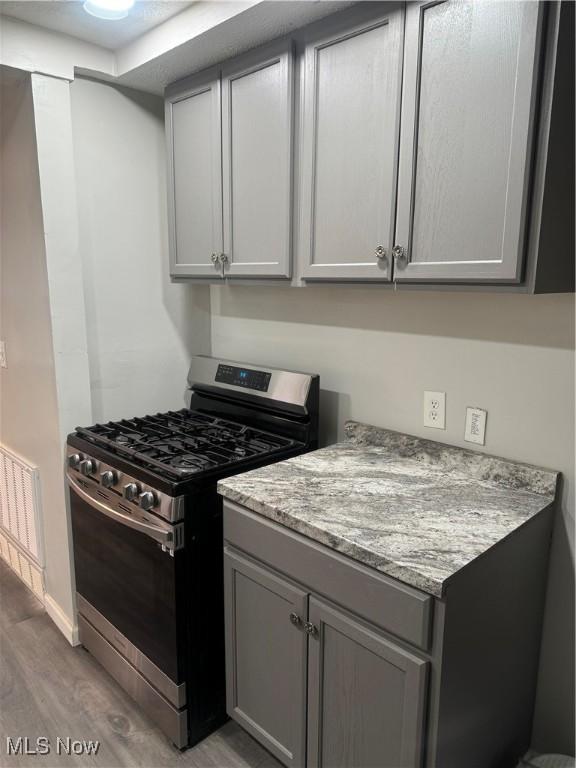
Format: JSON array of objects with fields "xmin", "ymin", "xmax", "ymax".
[
  {"xmin": 168, "ymin": 454, "xmax": 216, "ymax": 471},
  {"xmin": 75, "ymin": 409, "xmax": 298, "ymax": 480}
]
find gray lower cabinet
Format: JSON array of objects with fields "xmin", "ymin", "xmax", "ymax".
[
  {"xmin": 307, "ymin": 598, "xmax": 428, "ymax": 768},
  {"xmin": 224, "ymin": 545, "xmax": 428, "ymax": 768},
  {"xmin": 224, "ymin": 547, "xmax": 308, "ymax": 767},
  {"xmin": 298, "ymin": 5, "xmax": 404, "ymax": 282},
  {"xmin": 223, "ymin": 499, "xmax": 554, "ymax": 768},
  {"xmin": 393, "ymin": 0, "xmax": 543, "ymax": 283}
]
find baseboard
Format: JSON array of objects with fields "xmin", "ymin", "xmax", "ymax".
[{"xmin": 44, "ymin": 593, "xmax": 80, "ymax": 646}]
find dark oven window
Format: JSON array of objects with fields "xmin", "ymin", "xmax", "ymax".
[{"xmin": 70, "ymin": 488, "xmax": 185, "ymax": 682}]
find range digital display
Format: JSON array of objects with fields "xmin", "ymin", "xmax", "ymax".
[{"xmin": 215, "ymin": 364, "xmax": 272, "ymax": 393}]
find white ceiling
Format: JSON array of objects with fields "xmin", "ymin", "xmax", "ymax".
[
  {"xmin": 116, "ymin": 1, "xmax": 353, "ymax": 94},
  {"xmin": 0, "ymin": 0, "xmax": 354, "ymax": 94},
  {"xmin": 0, "ymin": 0, "xmax": 194, "ymax": 50}
]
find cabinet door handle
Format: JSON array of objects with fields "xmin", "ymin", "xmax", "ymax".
[
  {"xmin": 392, "ymin": 244, "xmax": 408, "ymax": 268},
  {"xmin": 375, "ymin": 245, "xmax": 387, "ymax": 262},
  {"xmin": 211, "ymin": 253, "xmax": 220, "ymax": 264},
  {"xmin": 289, "ymin": 612, "xmax": 302, "ymax": 628},
  {"xmin": 304, "ymin": 621, "xmax": 318, "ymax": 637}
]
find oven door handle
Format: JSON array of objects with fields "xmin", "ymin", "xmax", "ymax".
[{"xmin": 67, "ymin": 475, "xmax": 182, "ymax": 553}]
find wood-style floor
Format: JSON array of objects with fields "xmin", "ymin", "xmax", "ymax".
[{"xmin": 0, "ymin": 559, "xmax": 281, "ymax": 768}]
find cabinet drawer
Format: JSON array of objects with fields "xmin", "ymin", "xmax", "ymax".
[{"xmin": 223, "ymin": 500, "xmax": 432, "ymax": 650}]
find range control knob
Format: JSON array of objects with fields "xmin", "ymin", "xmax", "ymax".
[
  {"xmin": 100, "ymin": 470, "xmax": 118, "ymax": 488},
  {"xmin": 123, "ymin": 482, "xmax": 141, "ymax": 502},
  {"xmin": 139, "ymin": 491, "xmax": 157, "ymax": 511},
  {"xmin": 79, "ymin": 459, "xmax": 97, "ymax": 476},
  {"xmin": 68, "ymin": 453, "xmax": 82, "ymax": 470}
]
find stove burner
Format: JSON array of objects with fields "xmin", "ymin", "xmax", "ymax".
[
  {"xmin": 114, "ymin": 432, "xmax": 143, "ymax": 445},
  {"xmin": 201, "ymin": 427, "xmax": 235, "ymax": 441},
  {"xmin": 75, "ymin": 409, "xmax": 297, "ymax": 481},
  {"xmin": 146, "ymin": 439, "xmax": 186, "ymax": 453},
  {"xmin": 169, "ymin": 454, "xmax": 214, "ymax": 472}
]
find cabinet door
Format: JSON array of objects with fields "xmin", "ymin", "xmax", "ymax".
[
  {"xmin": 307, "ymin": 598, "xmax": 428, "ymax": 768},
  {"xmin": 394, "ymin": 1, "xmax": 543, "ymax": 283},
  {"xmin": 221, "ymin": 41, "xmax": 294, "ymax": 279},
  {"xmin": 299, "ymin": 5, "xmax": 404, "ymax": 281},
  {"xmin": 224, "ymin": 547, "xmax": 308, "ymax": 767},
  {"xmin": 165, "ymin": 68, "xmax": 223, "ymax": 279}
]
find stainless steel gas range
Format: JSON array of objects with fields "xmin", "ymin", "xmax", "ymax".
[{"xmin": 66, "ymin": 356, "xmax": 319, "ymax": 749}]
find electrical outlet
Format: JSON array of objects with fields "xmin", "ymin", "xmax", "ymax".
[
  {"xmin": 0, "ymin": 341, "xmax": 6, "ymax": 369},
  {"xmin": 423, "ymin": 391, "xmax": 445, "ymax": 429},
  {"xmin": 465, "ymin": 407, "xmax": 487, "ymax": 445}
]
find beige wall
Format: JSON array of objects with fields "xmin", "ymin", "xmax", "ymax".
[
  {"xmin": 210, "ymin": 284, "xmax": 575, "ymax": 754},
  {"xmin": 0, "ymin": 71, "xmax": 76, "ymax": 619},
  {"xmin": 70, "ymin": 77, "xmax": 211, "ymax": 422}
]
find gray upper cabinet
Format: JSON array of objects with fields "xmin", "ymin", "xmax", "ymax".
[
  {"xmin": 299, "ymin": 5, "xmax": 404, "ymax": 282},
  {"xmin": 306, "ymin": 598, "xmax": 428, "ymax": 768},
  {"xmin": 224, "ymin": 548, "xmax": 308, "ymax": 767},
  {"xmin": 165, "ymin": 68, "xmax": 223, "ymax": 279},
  {"xmin": 165, "ymin": 2, "xmax": 572, "ymax": 290},
  {"xmin": 166, "ymin": 43, "xmax": 294, "ymax": 281},
  {"xmin": 394, "ymin": 0, "xmax": 544, "ymax": 283},
  {"xmin": 221, "ymin": 42, "xmax": 294, "ymax": 279}
]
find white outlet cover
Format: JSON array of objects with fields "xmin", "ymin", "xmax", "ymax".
[
  {"xmin": 423, "ymin": 391, "xmax": 446, "ymax": 429},
  {"xmin": 0, "ymin": 341, "xmax": 6, "ymax": 369},
  {"xmin": 465, "ymin": 407, "xmax": 487, "ymax": 445}
]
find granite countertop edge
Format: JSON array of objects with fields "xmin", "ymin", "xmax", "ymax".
[
  {"xmin": 218, "ymin": 484, "xmax": 450, "ymax": 596},
  {"xmin": 218, "ymin": 421, "xmax": 559, "ymax": 598}
]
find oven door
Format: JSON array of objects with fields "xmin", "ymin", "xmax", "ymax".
[{"xmin": 68, "ymin": 473, "xmax": 186, "ymax": 685}]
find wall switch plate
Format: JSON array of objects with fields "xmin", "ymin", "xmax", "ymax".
[
  {"xmin": 423, "ymin": 391, "xmax": 446, "ymax": 429},
  {"xmin": 465, "ymin": 407, "xmax": 487, "ymax": 445},
  {"xmin": 0, "ymin": 341, "xmax": 6, "ymax": 369}
]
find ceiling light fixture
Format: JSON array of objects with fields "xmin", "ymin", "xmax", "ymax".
[{"xmin": 83, "ymin": 0, "xmax": 135, "ymax": 21}]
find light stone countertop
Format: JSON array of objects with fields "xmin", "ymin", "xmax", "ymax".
[{"xmin": 217, "ymin": 421, "xmax": 559, "ymax": 597}]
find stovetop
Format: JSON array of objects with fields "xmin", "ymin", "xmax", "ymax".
[{"xmin": 74, "ymin": 409, "xmax": 299, "ymax": 481}]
